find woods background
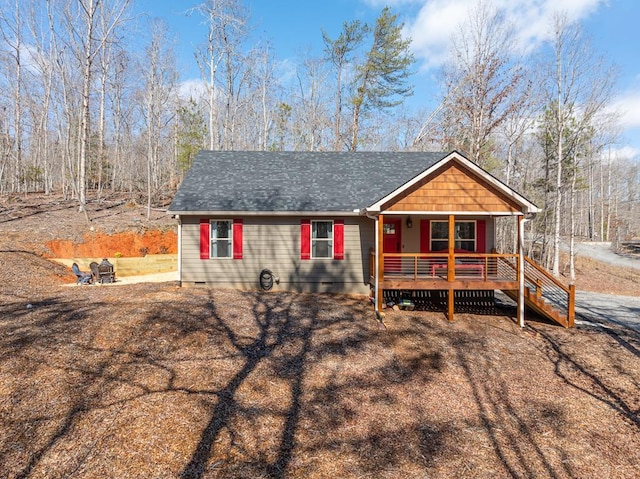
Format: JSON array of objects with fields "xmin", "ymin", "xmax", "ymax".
[{"xmin": 1, "ymin": 0, "xmax": 638, "ymax": 279}]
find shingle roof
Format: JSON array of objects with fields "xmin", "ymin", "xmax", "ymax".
[{"xmin": 168, "ymin": 150, "xmax": 448, "ymax": 213}]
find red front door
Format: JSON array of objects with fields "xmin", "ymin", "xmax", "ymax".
[
  {"xmin": 383, "ymin": 219, "xmax": 402, "ymax": 253},
  {"xmin": 383, "ymin": 219, "xmax": 402, "ymax": 274}
]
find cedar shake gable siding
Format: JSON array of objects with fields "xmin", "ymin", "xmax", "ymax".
[
  {"xmin": 384, "ymin": 163, "xmax": 522, "ymax": 214},
  {"xmin": 368, "ymin": 151, "xmax": 539, "ymax": 215}
]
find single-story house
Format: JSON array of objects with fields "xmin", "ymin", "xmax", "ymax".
[{"xmin": 168, "ymin": 150, "xmax": 575, "ymax": 327}]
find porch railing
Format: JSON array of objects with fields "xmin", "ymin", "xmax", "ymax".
[
  {"xmin": 368, "ymin": 251, "xmax": 575, "ymax": 327},
  {"xmin": 370, "ymin": 252, "xmax": 519, "ymax": 282}
]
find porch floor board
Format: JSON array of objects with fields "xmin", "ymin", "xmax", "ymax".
[{"xmin": 373, "ymin": 275, "xmax": 518, "ymax": 291}]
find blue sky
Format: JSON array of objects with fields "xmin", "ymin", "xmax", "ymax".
[{"xmin": 137, "ymin": 0, "xmax": 640, "ymax": 159}]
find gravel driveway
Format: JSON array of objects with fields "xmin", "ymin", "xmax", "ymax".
[
  {"xmin": 575, "ymin": 241, "xmax": 640, "ymax": 270},
  {"xmin": 575, "ymin": 291, "xmax": 640, "ymax": 332},
  {"xmin": 570, "ymin": 242, "xmax": 640, "ymax": 331}
]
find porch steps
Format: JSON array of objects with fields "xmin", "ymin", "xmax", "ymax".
[{"xmin": 502, "ymin": 288, "xmax": 569, "ymax": 328}]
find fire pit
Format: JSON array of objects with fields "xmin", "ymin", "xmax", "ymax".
[{"xmin": 98, "ymin": 258, "xmax": 116, "ymax": 284}]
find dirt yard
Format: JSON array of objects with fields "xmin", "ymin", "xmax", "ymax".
[{"xmin": 1, "ymin": 194, "xmax": 640, "ymax": 478}]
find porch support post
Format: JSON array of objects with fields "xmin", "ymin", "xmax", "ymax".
[
  {"xmin": 176, "ymin": 215, "xmax": 182, "ymax": 286},
  {"xmin": 448, "ymin": 214, "xmax": 455, "ymax": 321},
  {"xmin": 447, "ymin": 288, "xmax": 455, "ymax": 322},
  {"xmin": 377, "ymin": 214, "xmax": 384, "ymax": 312},
  {"xmin": 447, "ymin": 214, "xmax": 455, "ymax": 282},
  {"xmin": 517, "ymin": 215, "xmax": 525, "ymax": 328}
]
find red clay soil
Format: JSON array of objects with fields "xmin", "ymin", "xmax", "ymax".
[{"xmin": 44, "ymin": 230, "xmax": 177, "ymax": 258}]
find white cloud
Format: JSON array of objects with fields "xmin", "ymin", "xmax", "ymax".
[
  {"xmin": 404, "ymin": 0, "xmax": 475, "ymax": 69},
  {"xmin": 607, "ymin": 145, "xmax": 639, "ymax": 160},
  {"xmin": 178, "ymin": 79, "xmax": 208, "ymax": 101},
  {"xmin": 404, "ymin": 0, "xmax": 606, "ymax": 70},
  {"xmin": 608, "ymin": 89, "xmax": 640, "ymax": 158},
  {"xmin": 610, "ymin": 89, "xmax": 640, "ymax": 129}
]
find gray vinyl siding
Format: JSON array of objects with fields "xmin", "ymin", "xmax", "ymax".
[{"xmin": 179, "ymin": 215, "xmax": 374, "ymax": 294}]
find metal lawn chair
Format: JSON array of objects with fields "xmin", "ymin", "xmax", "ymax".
[
  {"xmin": 72, "ymin": 262, "xmax": 93, "ymax": 285},
  {"xmin": 89, "ymin": 262, "xmax": 100, "ymax": 283}
]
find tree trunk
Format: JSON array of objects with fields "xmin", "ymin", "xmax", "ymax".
[
  {"xmin": 350, "ymin": 93, "xmax": 362, "ymax": 152},
  {"xmin": 605, "ymin": 151, "xmax": 612, "ymax": 241},
  {"xmin": 78, "ymin": 0, "xmax": 97, "ymax": 218}
]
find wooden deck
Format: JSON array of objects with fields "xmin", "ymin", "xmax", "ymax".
[{"xmin": 370, "ymin": 252, "xmax": 575, "ymax": 328}]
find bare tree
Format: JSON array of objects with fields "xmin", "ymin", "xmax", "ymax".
[
  {"xmin": 438, "ymin": 2, "xmax": 528, "ymax": 167},
  {"xmin": 0, "ymin": 0, "xmax": 24, "ymax": 193},
  {"xmin": 140, "ymin": 19, "xmax": 177, "ymax": 219},
  {"xmin": 57, "ymin": 0, "xmax": 130, "ymax": 214},
  {"xmin": 542, "ymin": 14, "xmax": 617, "ymax": 277},
  {"xmin": 24, "ymin": 0, "xmax": 57, "ymax": 194},
  {"xmin": 292, "ymin": 54, "xmax": 331, "ymax": 151},
  {"xmin": 253, "ymin": 44, "xmax": 276, "ymax": 150},
  {"xmin": 323, "ymin": 21, "xmax": 367, "ymax": 150},
  {"xmin": 192, "ymin": 0, "xmax": 247, "ymax": 151}
]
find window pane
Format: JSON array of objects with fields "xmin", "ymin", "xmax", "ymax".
[
  {"xmin": 211, "ymin": 221, "xmax": 232, "ymax": 257},
  {"xmin": 313, "ymin": 221, "xmax": 332, "ymax": 239},
  {"xmin": 431, "ymin": 240, "xmax": 447, "ymax": 252},
  {"xmin": 218, "ymin": 239, "xmax": 231, "ymax": 257},
  {"xmin": 383, "ymin": 223, "xmax": 395, "ymax": 234},
  {"xmin": 211, "ymin": 239, "xmax": 231, "ymax": 258},
  {"xmin": 455, "ymin": 222, "xmax": 474, "ymax": 240},
  {"xmin": 432, "ymin": 222, "xmax": 448, "ymax": 239},
  {"xmin": 213, "ymin": 221, "xmax": 230, "ymax": 239},
  {"xmin": 313, "ymin": 240, "xmax": 332, "ymax": 258},
  {"xmin": 456, "ymin": 240, "xmax": 475, "ymax": 251}
]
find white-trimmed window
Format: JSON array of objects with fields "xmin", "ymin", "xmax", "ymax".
[
  {"xmin": 210, "ymin": 220, "xmax": 232, "ymax": 258},
  {"xmin": 312, "ymin": 220, "xmax": 333, "ymax": 258},
  {"xmin": 431, "ymin": 220, "xmax": 476, "ymax": 252}
]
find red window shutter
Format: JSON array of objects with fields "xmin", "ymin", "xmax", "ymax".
[
  {"xmin": 420, "ymin": 220, "xmax": 431, "ymax": 253},
  {"xmin": 199, "ymin": 219, "xmax": 210, "ymax": 259},
  {"xmin": 334, "ymin": 220, "xmax": 344, "ymax": 260},
  {"xmin": 233, "ymin": 219, "xmax": 243, "ymax": 259},
  {"xmin": 301, "ymin": 219, "xmax": 311, "ymax": 260},
  {"xmin": 477, "ymin": 220, "xmax": 486, "ymax": 253}
]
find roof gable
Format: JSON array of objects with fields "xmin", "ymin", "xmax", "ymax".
[
  {"xmin": 383, "ymin": 164, "xmax": 521, "ymax": 213},
  {"xmin": 367, "ymin": 151, "xmax": 539, "ymax": 215}
]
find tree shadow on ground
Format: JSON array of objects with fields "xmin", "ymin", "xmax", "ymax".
[
  {"xmin": 531, "ymin": 322, "xmax": 640, "ymax": 431},
  {"xmin": 3, "ymin": 286, "xmax": 639, "ymax": 478},
  {"xmin": 178, "ymin": 291, "xmax": 316, "ymax": 478},
  {"xmin": 448, "ymin": 330, "xmax": 578, "ymax": 479},
  {"xmin": 177, "ymin": 290, "xmax": 447, "ymax": 478}
]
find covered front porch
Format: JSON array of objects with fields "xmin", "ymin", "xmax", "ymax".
[
  {"xmin": 367, "ymin": 212, "xmax": 575, "ymax": 328},
  {"xmin": 360, "ymin": 152, "xmax": 574, "ymax": 327},
  {"xmin": 368, "ymin": 212, "xmax": 528, "ymax": 324}
]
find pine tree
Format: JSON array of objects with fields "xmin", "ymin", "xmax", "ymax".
[
  {"xmin": 349, "ymin": 7, "xmax": 414, "ymax": 151},
  {"xmin": 177, "ymin": 98, "xmax": 207, "ymax": 173}
]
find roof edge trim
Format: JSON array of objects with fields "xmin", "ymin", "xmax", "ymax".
[{"xmin": 166, "ymin": 210, "xmax": 363, "ymax": 217}]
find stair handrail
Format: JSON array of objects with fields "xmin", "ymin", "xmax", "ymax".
[
  {"xmin": 523, "ymin": 257, "xmax": 571, "ymax": 294},
  {"xmin": 523, "ymin": 256, "xmax": 575, "ymax": 327},
  {"xmin": 497, "ymin": 255, "xmax": 575, "ymax": 327}
]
